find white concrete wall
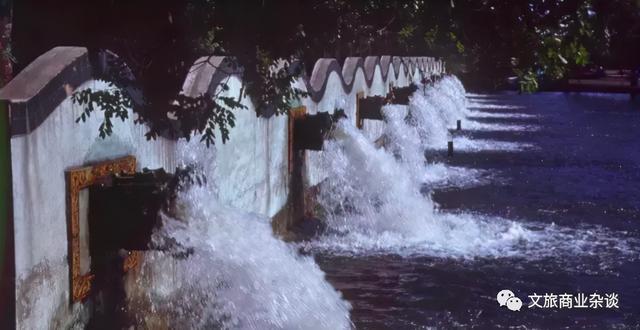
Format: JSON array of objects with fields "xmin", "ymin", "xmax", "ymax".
[
  {"xmin": 301, "ymin": 62, "xmax": 413, "ymax": 187},
  {"xmin": 11, "ymin": 80, "xmax": 178, "ymax": 329},
  {"xmin": 10, "ymin": 76, "xmax": 292, "ymax": 328},
  {"xmin": 8, "ymin": 55, "xmax": 441, "ymax": 328},
  {"xmin": 211, "ymin": 76, "xmax": 288, "ymax": 217},
  {"xmin": 361, "ymin": 65, "xmax": 388, "ymax": 142}
]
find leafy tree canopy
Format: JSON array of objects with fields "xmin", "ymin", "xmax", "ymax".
[{"xmin": 8, "ymin": 0, "xmax": 640, "ymax": 144}]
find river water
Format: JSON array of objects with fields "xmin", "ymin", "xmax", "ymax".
[{"xmin": 307, "ymin": 86, "xmax": 640, "ymax": 328}]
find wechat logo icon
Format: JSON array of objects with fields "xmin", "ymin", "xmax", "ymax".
[{"xmin": 497, "ymin": 289, "xmax": 522, "ymax": 311}]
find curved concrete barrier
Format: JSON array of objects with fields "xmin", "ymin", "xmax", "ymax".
[{"xmin": 0, "ymin": 46, "xmax": 445, "ymax": 329}]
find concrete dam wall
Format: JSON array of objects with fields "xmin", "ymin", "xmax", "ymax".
[{"xmin": 0, "ymin": 46, "xmax": 444, "ymax": 328}]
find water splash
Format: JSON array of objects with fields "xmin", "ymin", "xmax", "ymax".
[
  {"xmin": 308, "ymin": 120, "xmax": 531, "ymax": 258},
  {"xmin": 467, "ymin": 111, "xmax": 536, "ymax": 118},
  {"xmin": 124, "ymin": 142, "xmax": 352, "ymax": 329},
  {"xmin": 406, "ymin": 77, "xmax": 470, "ymax": 148},
  {"xmin": 467, "ymin": 103, "xmax": 526, "ymax": 110},
  {"xmin": 454, "ymin": 136, "xmax": 537, "ymax": 152},
  {"xmin": 306, "ymin": 78, "xmax": 638, "ymax": 266}
]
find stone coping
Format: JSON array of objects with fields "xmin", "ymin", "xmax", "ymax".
[{"xmin": 0, "ymin": 46, "xmax": 442, "ymax": 136}]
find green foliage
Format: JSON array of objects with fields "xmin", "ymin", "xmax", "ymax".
[
  {"xmin": 71, "ymin": 82, "xmax": 131, "ymax": 139},
  {"xmin": 537, "ymin": 36, "xmax": 568, "ymax": 80},
  {"xmin": 71, "ymin": 78, "xmax": 247, "ymax": 147},
  {"xmin": 424, "ymin": 26, "xmax": 439, "ymax": 49},
  {"xmin": 448, "ymin": 32, "xmax": 464, "ymax": 54},
  {"xmin": 516, "ymin": 69, "xmax": 539, "ymax": 93},
  {"xmin": 31, "ymin": 0, "xmax": 640, "ymax": 144},
  {"xmin": 170, "ymin": 80, "xmax": 245, "ymax": 147},
  {"xmin": 398, "ymin": 24, "xmax": 417, "ymax": 51},
  {"xmin": 243, "ymin": 50, "xmax": 309, "ymax": 116}
]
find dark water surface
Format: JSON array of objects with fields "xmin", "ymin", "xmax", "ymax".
[{"xmin": 315, "ymin": 92, "xmax": 640, "ymax": 329}]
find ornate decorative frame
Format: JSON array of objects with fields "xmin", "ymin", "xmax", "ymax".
[{"xmin": 65, "ymin": 155, "xmax": 139, "ymax": 302}]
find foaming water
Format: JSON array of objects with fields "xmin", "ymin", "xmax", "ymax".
[
  {"xmin": 463, "ymin": 120, "xmax": 540, "ymax": 132},
  {"xmin": 124, "ymin": 144, "xmax": 352, "ymax": 329},
  {"xmin": 466, "ymin": 93, "xmax": 498, "ymax": 98},
  {"xmin": 406, "ymin": 76, "xmax": 470, "ymax": 148},
  {"xmin": 422, "ymin": 163, "xmax": 493, "ymax": 189},
  {"xmin": 307, "ymin": 84, "xmax": 636, "ymax": 265},
  {"xmin": 467, "ymin": 111, "xmax": 536, "ymax": 118},
  {"xmin": 454, "ymin": 136, "xmax": 537, "ymax": 152},
  {"xmin": 316, "ymin": 89, "xmax": 640, "ymax": 328},
  {"xmin": 308, "ymin": 120, "xmax": 536, "ymax": 258},
  {"xmin": 468, "ymin": 103, "xmax": 526, "ymax": 110},
  {"xmin": 308, "ymin": 120, "xmax": 637, "ymax": 265},
  {"xmin": 381, "ymin": 103, "xmax": 490, "ymax": 187}
]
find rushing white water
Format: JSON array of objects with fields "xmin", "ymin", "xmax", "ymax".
[
  {"xmin": 306, "ymin": 76, "xmax": 638, "ymax": 264},
  {"xmin": 381, "ymin": 104, "xmax": 494, "ymax": 184},
  {"xmin": 463, "ymin": 120, "xmax": 541, "ymax": 132},
  {"xmin": 124, "ymin": 144, "xmax": 352, "ymax": 329},
  {"xmin": 467, "ymin": 111, "xmax": 535, "ymax": 118},
  {"xmin": 454, "ymin": 136, "xmax": 537, "ymax": 152},
  {"xmin": 308, "ymin": 119, "xmax": 532, "ymax": 258},
  {"xmin": 467, "ymin": 103, "xmax": 526, "ymax": 111},
  {"xmin": 407, "ymin": 77, "xmax": 470, "ymax": 148}
]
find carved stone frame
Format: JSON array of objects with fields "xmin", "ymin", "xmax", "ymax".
[{"xmin": 65, "ymin": 155, "xmax": 140, "ymax": 303}]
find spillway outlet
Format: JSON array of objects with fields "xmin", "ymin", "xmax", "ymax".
[
  {"xmin": 358, "ymin": 96, "xmax": 387, "ymax": 121},
  {"xmin": 388, "ymin": 84, "xmax": 418, "ymax": 105},
  {"xmin": 293, "ymin": 111, "xmax": 345, "ymax": 150}
]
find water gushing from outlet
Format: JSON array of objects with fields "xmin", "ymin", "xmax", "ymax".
[
  {"xmin": 123, "ymin": 143, "xmax": 352, "ymax": 329},
  {"xmin": 306, "ymin": 77, "xmax": 638, "ymax": 265}
]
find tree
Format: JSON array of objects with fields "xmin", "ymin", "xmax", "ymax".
[{"xmin": 9, "ymin": 0, "xmax": 640, "ymax": 142}]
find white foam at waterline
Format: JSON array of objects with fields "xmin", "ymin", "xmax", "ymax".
[
  {"xmin": 422, "ymin": 163, "xmax": 494, "ymax": 189},
  {"xmin": 453, "ymin": 136, "xmax": 536, "ymax": 152},
  {"xmin": 314, "ymin": 118, "xmax": 555, "ymax": 260},
  {"xmin": 303, "ymin": 213, "xmax": 640, "ymax": 266},
  {"xmin": 467, "ymin": 103, "xmax": 526, "ymax": 110},
  {"xmin": 311, "ymin": 76, "xmax": 639, "ymax": 268},
  {"xmin": 315, "ymin": 121, "xmax": 536, "ymax": 258},
  {"xmin": 467, "ymin": 111, "xmax": 537, "ymax": 119},
  {"xmin": 405, "ymin": 77, "xmax": 471, "ymax": 149},
  {"xmin": 466, "ymin": 93, "xmax": 500, "ymax": 98},
  {"xmin": 379, "ymin": 104, "xmax": 491, "ymax": 189},
  {"xmin": 315, "ymin": 120, "xmax": 536, "ymax": 259},
  {"xmin": 464, "ymin": 120, "xmax": 540, "ymax": 132},
  {"xmin": 304, "ymin": 212, "xmax": 536, "ymax": 258}
]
